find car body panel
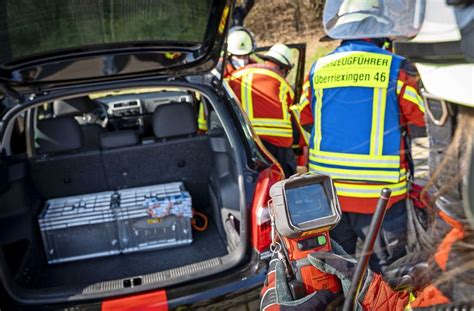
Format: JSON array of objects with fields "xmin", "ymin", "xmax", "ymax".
[{"xmin": 0, "ymin": 1, "xmax": 311, "ymax": 308}]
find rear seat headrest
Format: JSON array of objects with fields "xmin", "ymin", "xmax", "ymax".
[
  {"xmin": 153, "ymin": 102, "xmax": 197, "ymax": 139},
  {"xmin": 53, "ymin": 96, "xmax": 95, "ymax": 117},
  {"xmin": 35, "ymin": 117, "xmax": 82, "ymax": 154},
  {"xmin": 100, "ymin": 130, "xmax": 139, "ymax": 150}
]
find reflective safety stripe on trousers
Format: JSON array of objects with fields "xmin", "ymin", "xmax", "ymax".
[
  {"xmin": 334, "ymin": 179, "xmax": 407, "ymax": 198},
  {"xmin": 310, "ymin": 51, "xmax": 403, "ymax": 184},
  {"xmin": 310, "ymin": 162, "xmax": 403, "ymax": 183},
  {"xmin": 239, "ymin": 68, "xmax": 293, "ymax": 138}
]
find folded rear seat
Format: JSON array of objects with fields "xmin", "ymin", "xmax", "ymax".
[
  {"xmin": 30, "ymin": 116, "xmax": 108, "ymax": 198},
  {"xmin": 100, "ymin": 102, "xmax": 212, "ymax": 205}
]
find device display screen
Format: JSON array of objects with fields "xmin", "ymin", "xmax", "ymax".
[{"xmin": 286, "ymin": 183, "xmax": 332, "ymax": 226}]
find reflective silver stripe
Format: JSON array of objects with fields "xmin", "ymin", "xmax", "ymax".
[
  {"xmin": 311, "ymin": 153, "xmax": 399, "ymax": 167},
  {"xmin": 242, "ymin": 73, "xmax": 253, "ymax": 117},
  {"xmin": 379, "ymin": 88, "xmax": 388, "ymax": 155},
  {"xmin": 371, "ymin": 87, "xmax": 386, "ymax": 156},
  {"xmin": 335, "ymin": 183, "xmax": 407, "ymax": 195},
  {"xmin": 290, "ymin": 104, "xmax": 301, "ymax": 120},
  {"xmin": 310, "ymin": 165, "xmax": 401, "ymax": 183},
  {"xmin": 403, "ymin": 86, "xmax": 425, "ymax": 113},
  {"xmin": 252, "ymin": 119, "xmax": 292, "ymax": 128},
  {"xmin": 302, "ymin": 130, "xmax": 311, "ymax": 145},
  {"xmin": 314, "ymin": 89, "xmax": 323, "ymax": 151},
  {"xmin": 397, "ymin": 80, "xmax": 403, "ymax": 94},
  {"xmin": 254, "ymin": 127, "xmax": 293, "ymax": 137},
  {"xmin": 374, "ymin": 88, "xmax": 382, "ymax": 155},
  {"xmin": 404, "ymin": 87, "xmax": 420, "ymax": 101},
  {"xmin": 280, "ymin": 83, "xmax": 290, "ymax": 121}
]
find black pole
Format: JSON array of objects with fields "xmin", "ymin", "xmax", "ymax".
[{"xmin": 342, "ymin": 188, "xmax": 392, "ymax": 311}]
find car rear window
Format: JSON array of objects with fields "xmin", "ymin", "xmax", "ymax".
[{"xmin": 0, "ymin": 0, "xmax": 214, "ymax": 63}]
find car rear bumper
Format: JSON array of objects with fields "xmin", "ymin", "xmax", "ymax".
[
  {"xmin": 2, "ymin": 254, "xmax": 268, "ymax": 311},
  {"xmin": 167, "ymin": 260, "xmax": 267, "ymax": 310}
]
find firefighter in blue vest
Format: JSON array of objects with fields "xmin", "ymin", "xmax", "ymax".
[
  {"xmin": 260, "ymin": 1, "xmax": 474, "ymax": 310},
  {"xmin": 292, "ymin": 9, "xmax": 426, "ymax": 273}
]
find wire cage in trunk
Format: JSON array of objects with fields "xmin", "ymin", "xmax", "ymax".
[{"xmin": 38, "ymin": 182, "xmax": 193, "ymax": 264}]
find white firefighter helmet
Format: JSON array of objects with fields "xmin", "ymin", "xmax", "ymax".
[
  {"xmin": 323, "ymin": 0, "xmax": 474, "ymax": 227},
  {"xmin": 334, "ymin": 0, "xmax": 387, "ymax": 28},
  {"xmin": 262, "ymin": 43, "xmax": 294, "ymax": 69},
  {"xmin": 227, "ymin": 26, "xmax": 256, "ymax": 56},
  {"xmin": 323, "ymin": 0, "xmax": 425, "ymax": 40}
]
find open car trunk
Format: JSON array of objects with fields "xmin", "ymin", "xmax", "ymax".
[
  {"xmin": 0, "ymin": 84, "xmax": 251, "ymax": 303},
  {"xmin": 2, "ymin": 179, "xmax": 234, "ymax": 296}
]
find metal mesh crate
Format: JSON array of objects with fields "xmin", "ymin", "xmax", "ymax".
[
  {"xmin": 38, "ymin": 191, "xmax": 120, "ymax": 264},
  {"xmin": 117, "ymin": 183, "xmax": 193, "ymax": 253},
  {"xmin": 38, "ymin": 182, "xmax": 193, "ymax": 264}
]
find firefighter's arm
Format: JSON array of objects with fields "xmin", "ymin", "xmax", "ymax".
[
  {"xmin": 290, "ymin": 76, "xmax": 314, "ymax": 146},
  {"xmin": 309, "ymin": 246, "xmax": 412, "ymax": 311},
  {"xmin": 260, "ymin": 254, "xmax": 337, "ymax": 311},
  {"xmin": 397, "ymin": 61, "xmax": 426, "ymax": 128},
  {"xmin": 361, "ymin": 275, "xmax": 450, "ymax": 310},
  {"xmin": 284, "ymin": 82, "xmax": 304, "ymax": 150},
  {"xmin": 320, "ymin": 255, "xmax": 448, "ymax": 310}
]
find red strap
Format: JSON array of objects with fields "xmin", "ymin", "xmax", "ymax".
[
  {"xmin": 438, "ymin": 210, "xmax": 464, "ymax": 230},
  {"xmin": 434, "ymin": 227, "xmax": 465, "ymax": 271},
  {"xmin": 409, "ymin": 183, "xmax": 429, "ymax": 209}
]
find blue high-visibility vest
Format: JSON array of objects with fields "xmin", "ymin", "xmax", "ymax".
[{"xmin": 308, "ymin": 40, "xmax": 407, "ymax": 198}]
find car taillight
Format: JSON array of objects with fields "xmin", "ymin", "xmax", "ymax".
[
  {"xmin": 254, "ymin": 204, "xmax": 272, "ymax": 252},
  {"xmin": 251, "ymin": 165, "xmax": 283, "ymax": 253}
]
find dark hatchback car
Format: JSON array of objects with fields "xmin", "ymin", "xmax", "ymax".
[{"xmin": 0, "ymin": 1, "xmax": 306, "ymax": 310}]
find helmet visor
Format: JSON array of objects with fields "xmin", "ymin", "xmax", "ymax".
[{"xmin": 323, "ymin": 0, "xmax": 426, "ymax": 40}]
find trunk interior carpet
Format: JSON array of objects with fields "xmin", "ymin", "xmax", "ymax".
[{"xmin": 19, "ymin": 220, "xmax": 227, "ymax": 289}]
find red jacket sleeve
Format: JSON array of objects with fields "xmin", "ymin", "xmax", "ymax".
[
  {"xmin": 296, "ymin": 74, "xmax": 314, "ymax": 127},
  {"xmin": 361, "ymin": 274, "xmax": 452, "ymax": 310},
  {"xmin": 397, "ymin": 61, "xmax": 426, "ymax": 128}
]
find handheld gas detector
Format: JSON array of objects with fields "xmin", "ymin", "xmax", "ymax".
[{"xmin": 269, "ymin": 173, "xmax": 342, "ymax": 298}]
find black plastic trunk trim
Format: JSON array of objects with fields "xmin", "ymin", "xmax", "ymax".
[{"xmin": 0, "ymin": 81, "xmax": 253, "ymax": 305}]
